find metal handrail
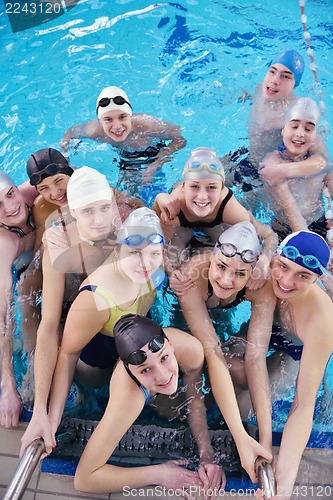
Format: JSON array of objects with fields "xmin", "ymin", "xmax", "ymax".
[
  {"xmin": 3, "ymin": 438, "xmax": 45, "ymax": 500},
  {"xmin": 255, "ymin": 456, "xmax": 276, "ymax": 499}
]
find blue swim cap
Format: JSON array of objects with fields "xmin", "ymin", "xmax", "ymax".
[
  {"xmin": 277, "ymin": 230, "xmax": 330, "ymax": 276},
  {"xmin": 270, "ymin": 50, "xmax": 305, "ymax": 87}
]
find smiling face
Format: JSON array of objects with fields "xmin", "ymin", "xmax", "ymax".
[
  {"xmin": 100, "ymin": 109, "xmax": 133, "ymax": 142},
  {"xmin": 262, "ymin": 63, "xmax": 295, "ymax": 101},
  {"xmin": 282, "ymin": 119, "xmax": 316, "ymax": 158},
  {"xmin": 72, "ymin": 199, "xmax": 114, "ymax": 241},
  {"xmin": 183, "ymin": 178, "xmax": 223, "ymax": 218},
  {"xmin": 118, "ymin": 243, "xmax": 164, "ymax": 284},
  {"xmin": 128, "ymin": 339, "xmax": 179, "ymax": 396},
  {"xmin": 271, "ymin": 255, "xmax": 318, "ymax": 300},
  {"xmin": 36, "ymin": 173, "xmax": 71, "ymax": 206},
  {"xmin": 0, "ymin": 185, "xmax": 29, "ymax": 226},
  {"xmin": 208, "ymin": 253, "xmax": 253, "ymax": 299}
]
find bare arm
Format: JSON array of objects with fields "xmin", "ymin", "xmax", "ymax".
[
  {"xmin": 274, "ymin": 311, "xmax": 333, "ymax": 499},
  {"xmin": 178, "ymin": 283, "xmax": 272, "ymax": 481},
  {"xmin": 0, "ymin": 237, "xmax": 22, "ymax": 428},
  {"xmin": 20, "ymin": 248, "xmax": 66, "ymax": 455},
  {"xmin": 61, "ymin": 119, "xmax": 104, "ymax": 152},
  {"xmin": 249, "ymin": 215, "xmax": 278, "ymax": 289},
  {"xmin": 245, "ymin": 283, "xmax": 277, "ymax": 453},
  {"xmin": 270, "ymin": 182, "xmax": 308, "ymax": 232},
  {"xmin": 48, "ymin": 290, "xmax": 109, "ymax": 431}
]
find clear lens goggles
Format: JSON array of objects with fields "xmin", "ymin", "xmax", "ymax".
[
  {"xmin": 96, "ymin": 96, "xmax": 132, "ymax": 114},
  {"xmin": 125, "ymin": 335, "xmax": 165, "ymax": 365},
  {"xmin": 216, "ymin": 242, "xmax": 258, "ymax": 264}
]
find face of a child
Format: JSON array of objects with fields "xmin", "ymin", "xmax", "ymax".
[
  {"xmin": 36, "ymin": 174, "xmax": 70, "ymax": 206},
  {"xmin": 129, "ymin": 339, "xmax": 179, "ymax": 396},
  {"xmin": 271, "ymin": 255, "xmax": 318, "ymax": 300},
  {"xmin": 100, "ymin": 109, "xmax": 133, "ymax": 142},
  {"xmin": 183, "ymin": 179, "xmax": 223, "ymax": 218},
  {"xmin": 208, "ymin": 253, "xmax": 252, "ymax": 299},
  {"xmin": 72, "ymin": 200, "xmax": 114, "ymax": 241},
  {"xmin": 282, "ymin": 119, "xmax": 317, "ymax": 158},
  {"xmin": 118, "ymin": 243, "xmax": 164, "ymax": 284},
  {"xmin": 0, "ymin": 185, "xmax": 29, "ymax": 226},
  {"xmin": 262, "ymin": 63, "xmax": 295, "ymax": 101}
]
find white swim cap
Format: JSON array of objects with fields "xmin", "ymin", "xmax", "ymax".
[
  {"xmin": 0, "ymin": 170, "xmax": 13, "ymax": 191},
  {"xmin": 213, "ymin": 221, "xmax": 261, "ymax": 265},
  {"xmin": 182, "ymin": 147, "xmax": 225, "ymax": 182},
  {"xmin": 67, "ymin": 166, "xmax": 112, "ymax": 210},
  {"xmin": 117, "ymin": 207, "xmax": 165, "ymax": 245},
  {"xmin": 283, "ymin": 97, "xmax": 320, "ymax": 126},
  {"xmin": 96, "ymin": 86, "xmax": 133, "ymax": 119}
]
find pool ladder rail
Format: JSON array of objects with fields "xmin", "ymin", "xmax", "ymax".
[
  {"xmin": 3, "ymin": 438, "xmax": 45, "ymax": 500},
  {"xmin": 255, "ymin": 456, "xmax": 276, "ymax": 499}
]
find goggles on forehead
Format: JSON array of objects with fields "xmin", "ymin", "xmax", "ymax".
[
  {"xmin": 96, "ymin": 96, "xmax": 132, "ymax": 114},
  {"xmin": 277, "ymin": 245, "xmax": 327, "ymax": 274},
  {"xmin": 187, "ymin": 161, "xmax": 223, "ymax": 174},
  {"xmin": 124, "ymin": 335, "xmax": 165, "ymax": 365},
  {"xmin": 118, "ymin": 232, "xmax": 165, "ymax": 247},
  {"xmin": 30, "ymin": 163, "xmax": 72, "ymax": 186},
  {"xmin": 215, "ymin": 242, "xmax": 258, "ymax": 264}
]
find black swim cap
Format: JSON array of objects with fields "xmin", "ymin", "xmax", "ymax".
[
  {"xmin": 114, "ymin": 314, "xmax": 166, "ymax": 364},
  {"xmin": 26, "ymin": 148, "xmax": 74, "ymax": 185}
]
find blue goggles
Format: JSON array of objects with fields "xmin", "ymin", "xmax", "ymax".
[
  {"xmin": 277, "ymin": 245, "xmax": 327, "ymax": 275},
  {"xmin": 118, "ymin": 232, "xmax": 165, "ymax": 247}
]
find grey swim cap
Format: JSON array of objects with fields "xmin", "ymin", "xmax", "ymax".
[
  {"xmin": 0, "ymin": 170, "xmax": 13, "ymax": 191},
  {"xmin": 96, "ymin": 86, "xmax": 132, "ymax": 119},
  {"xmin": 182, "ymin": 147, "xmax": 225, "ymax": 182},
  {"xmin": 67, "ymin": 166, "xmax": 112, "ymax": 210},
  {"xmin": 283, "ymin": 97, "xmax": 320, "ymax": 126},
  {"xmin": 116, "ymin": 207, "xmax": 164, "ymax": 245},
  {"xmin": 213, "ymin": 221, "xmax": 261, "ymax": 265}
]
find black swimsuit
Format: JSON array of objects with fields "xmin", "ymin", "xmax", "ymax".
[
  {"xmin": 178, "ymin": 188, "xmax": 233, "ymax": 229},
  {"xmin": 206, "ymin": 279, "xmax": 246, "ymax": 310}
]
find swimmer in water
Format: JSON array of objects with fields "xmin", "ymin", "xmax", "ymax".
[
  {"xmin": 0, "ymin": 170, "xmax": 37, "ymax": 428},
  {"xmin": 153, "ymin": 147, "xmax": 277, "ymax": 288},
  {"xmin": 74, "ymin": 314, "xmax": 225, "ymax": 495},
  {"xmin": 61, "ymin": 85, "xmax": 186, "ymax": 186}
]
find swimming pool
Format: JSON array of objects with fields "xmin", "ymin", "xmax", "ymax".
[{"xmin": 1, "ymin": 0, "xmax": 332, "ymax": 442}]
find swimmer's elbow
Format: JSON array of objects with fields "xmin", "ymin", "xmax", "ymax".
[{"xmin": 74, "ymin": 471, "xmax": 94, "ymax": 492}]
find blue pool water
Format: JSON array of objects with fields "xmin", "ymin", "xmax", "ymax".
[{"xmin": 1, "ymin": 0, "xmax": 333, "ymax": 440}]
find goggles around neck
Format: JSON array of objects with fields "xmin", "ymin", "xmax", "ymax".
[
  {"xmin": 96, "ymin": 96, "xmax": 132, "ymax": 114},
  {"xmin": 29, "ymin": 163, "xmax": 72, "ymax": 186},
  {"xmin": 277, "ymin": 245, "xmax": 327, "ymax": 274},
  {"xmin": 124, "ymin": 335, "xmax": 165, "ymax": 365},
  {"xmin": 215, "ymin": 242, "xmax": 258, "ymax": 264},
  {"xmin": 118, "ymin": 232, "xmax": 165, "ymax": 247},
  {"xmin": 186, "ymin": 161, "xmax": 223, "ymax": 175}
]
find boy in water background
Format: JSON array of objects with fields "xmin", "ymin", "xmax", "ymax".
[{"xmin": 61, "ymin": 86, "xmax": 186, "ymax": 190}]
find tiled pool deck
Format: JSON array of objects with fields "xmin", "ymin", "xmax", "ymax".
[{"xmin": 1, "ymin": 423, "xmax": 332, "ymax": 499}]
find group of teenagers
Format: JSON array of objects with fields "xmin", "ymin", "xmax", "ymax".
[{"xmin": 0, "ymin": 47, "xmax": 332, "ymax": 500}]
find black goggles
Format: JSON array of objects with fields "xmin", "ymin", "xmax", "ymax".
[
  {"xmin": 96, "ymin": 96, "xmax": 132, "ymax": 114},
  {"xmin": 215, "ymin": 242, "xmax": 258, "ymax": 264},
  {"xmin": 29, "ymin": 163, "xmax": 72, "ymax": 186},
  {"xmin": 124, "ymin": 335, "xmax": 165, "ymax": 366}
]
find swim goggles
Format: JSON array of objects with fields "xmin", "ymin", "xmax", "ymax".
[
  {"xmin": 29, "ymin": 163, "xmax": 73, "ymax": 186},
  {"xmin": 125, "ymin": 335, "xmax": 165, "ymax": 365},
  {"xmin": 186, "ymin": 161, "xmax": 223, "ymax": 174},
  {"xmin": 277, "ymin": 245, "xmax": 327, "ymax": 274},
  {"xmin": 118, "ymin": 232, "xmax": 165, "ymax": 247},
  {"xmin": 96, "ymin": 96, "xmax": 132, "ymax": 114},
  {"xmin": 215, "ymin": 242, "xmax": 258, "ymax": 264}
]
